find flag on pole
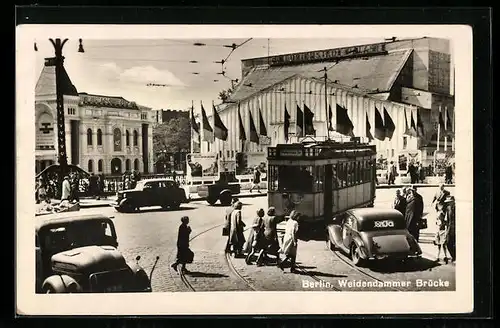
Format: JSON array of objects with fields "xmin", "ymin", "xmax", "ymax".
[
  {"xmin": 238, "ymin": 103, "xmax": 246, "ymax": 141},
  {"xmin": 190, "ymin": 106, "xmax": 201, "ymax": 152},
  {"xmin": 303, "ymin": 103, "xmax": 315, "ymax": 136},
  {"xmin": 335, "ymin": 104, "xmax": 354, "ymax": 137},
  {"xmin": 213, "ymin": 103, "xmax": 228, "ymax": 141},
  {"xmin": 336, "ymin": 104, "xmax": 354, "ymax": 137},
  {"xmin": 417, "ymin": 108, "xmax": 425, "ymax": 138},
  {"xmin": 296, "ymin": 104, "xmax": 304, "ymax": 137},
  {"xmin": 284, "ymin": 104, "xmax": 291, "ymax": 142},
  {"xmin": 249, "ymin": 109, "xmax": 259, "ymax": 144},
  {"xmin": 410, "ymin": 111, "xmax": 418, "ymax": 137},
  {"xmin": 374, "ymin": 107, "xmax": 386, "ymax": 140},
  {"xmin": 366, "ymin": 112, "xmax": 374, "ymax": 141},
  {"xmin": 259, "ymin": 108, "xmax": 267, "ymax": 136},
  {"xmin": 446, "ymin": 108, "xmax": 453, "ymax": 137},
  {"xmin": 201, "ymin": 103, "xmax": 213, "ymax": 142},
  {"xmin": 383, "ymin": 107, "xmax": 396, "ymax": 140}
]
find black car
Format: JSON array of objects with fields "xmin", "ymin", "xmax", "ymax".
[
  {"xmin": 327, "ymin": 208, "xmax": 422, "ymax": 266},
  {"xmin": 36, "ymin": 212, "xmax": 159, "ymax": 293},
  {"xmin": 113, "ymin": 178, "xmax": 188, "ymax": 212}
]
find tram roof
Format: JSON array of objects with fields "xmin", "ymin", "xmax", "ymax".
[{"xmin": 273, "ymin": 139, "xmax": 375, "ymax": 150}]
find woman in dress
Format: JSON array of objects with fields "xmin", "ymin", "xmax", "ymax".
[
  {"xmin": 171, "ymin": 216, "xmax": 193, "ymax": 273},
  {"xmin": 433, "ymin": 206, "xmax": 451, "ymax": 264},
  {"xmin": 229, "ymin": 201, "xmax": 246, "ymax": 257},
  {"xmin": 278, "ymin": 210, "xmax": 300, "ymax": 273},
  {"xmin": 244, "ymin": 208, "xmax": 265, "ymax": 265}
]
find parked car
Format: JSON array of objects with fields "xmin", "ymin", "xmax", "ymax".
[
  {"xmin": 113, "ymin": 178, "xmax": 188, "ymax": 212},
  {"xmin": 326, "ymin": 208, "xmax": 422, "ymax": 266},
  {"xmin": 36, "ymin": 212, "xmax": 159, "ymax": 293}
]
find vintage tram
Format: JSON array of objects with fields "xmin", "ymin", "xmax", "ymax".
[{"xmin": 267, "ymin": 138, "xmax": 377, "ymax": 238}]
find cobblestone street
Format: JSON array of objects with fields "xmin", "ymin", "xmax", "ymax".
[{"xmin": 85, "ymin": 186, "xmax": 456, "ymax": 292}]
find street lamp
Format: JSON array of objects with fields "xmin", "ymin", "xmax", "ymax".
[{"xmin": 37, "ymin": 38, "xmax": 84, "ymax": 198}]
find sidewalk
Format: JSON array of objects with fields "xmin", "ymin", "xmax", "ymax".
[{"xmin": 76, "ymin": 183, "xmax": 454, "ymax": 208}]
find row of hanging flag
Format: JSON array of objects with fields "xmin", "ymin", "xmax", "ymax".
[{"xmin": 189, "ymin": 100, "xmax": 454, "ymax": 151}]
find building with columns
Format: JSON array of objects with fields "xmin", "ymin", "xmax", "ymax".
[
  {"xmin": 197, "ymin": 37, "xmax": 454, "ymax": 171},
  {"xmin": 35, "ymin": 57, "xmax": 156, "ymax": 175}
]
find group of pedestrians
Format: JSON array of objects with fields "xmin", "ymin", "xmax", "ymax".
[
  {"xmin": 408, "ymin": 162, "xmax": 426, "ymax": 184},
  {"xmin": 223, "ymin": 198, "xmax": 301, "ymax": 273},
  {"xmin": 122, "ymin": 170, "xmax": 141, "ymax": 190},
  {"xmin": 393, "ymin": 184, "xmax": 456, "ymax": 264}
]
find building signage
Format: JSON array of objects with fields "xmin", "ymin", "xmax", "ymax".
[
  {"xmin": 269, "ymin": 43, "xmax": 387, "ymax": 66},
  {"xmin": 80, "ymin": 94, "xmax": 138, "ymax": 110},
  {"xmin": 36, "ymin": 113, "xmax": 55, "ymax": 149},
  {"xmin": 279, "ymin": 149, "xmax": 303, "ymax": 157}
]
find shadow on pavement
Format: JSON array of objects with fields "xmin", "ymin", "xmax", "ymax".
[
  {"xmin": 185, "ymin": 271, "xmax": 229, "ymax": 278},
  {"xmin": 368, "ymin": 257, "xmax": 441, "ymax": 273},
  {"xmin": 295, "ymin": 268, "xmax": 348, "ymax": 278}
]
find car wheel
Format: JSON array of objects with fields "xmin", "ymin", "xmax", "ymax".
[
  {"xmin": 206, "ymin": 196, "xmax": 217, "ymax": 206},
  {"xmin": 43, "ymin": 286, "xmax": 55, "ymax": 294},
  {"xmin": 170, "ymin": 202, "xmax": 180, "ymax": 210},
  {"xmin": 219, "ymin": 193, "xmax": 232, "ymax": 206},
  {"xmin": 351, "ymin": 244, "xmax": 363, "ymax": 267},
  {"xmin": 327, "ymin": 239, "xmax": 335, "ymax": 251}
]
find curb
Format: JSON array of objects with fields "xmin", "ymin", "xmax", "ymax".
[{"xmin": 76, "ymin": 184, "xmax": 454, "ymax": 209}]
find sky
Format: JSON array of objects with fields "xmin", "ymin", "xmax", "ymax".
[{"xmin": 35, "ymin": 37, "xmax": 388, "ymax": 112}]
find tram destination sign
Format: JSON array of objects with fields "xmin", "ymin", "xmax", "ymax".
[
  {"xmin": 268, "ymin": 43, "xmax": 387, "ymax": 67},
  {"xmin": 278, "ymin": 149, "xmax": 303, "ymax": 157}
]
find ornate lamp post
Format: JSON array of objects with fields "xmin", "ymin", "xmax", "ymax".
[{"xmin": 36, "ymin": 38, "xmax": 84, "ymax": 198}]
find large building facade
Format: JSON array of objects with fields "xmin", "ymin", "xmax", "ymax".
[
  {"xmin": 198, "ymin": 37, "xmax": 454, "ymax": 170},
  {"xmin": 35, "ymin": 57, "xmax": 156, "ymax": 175}
]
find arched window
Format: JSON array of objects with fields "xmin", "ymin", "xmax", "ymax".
[
  {"xmin": 126, "ymin": 130, "xmax": 130, "ymax": 146},
  {"xmin": 97, "ymin": 129, "xmax": 103, "ymax": 146},
  {"xmin": 125, "ymin": 159, "xmax": 131, "ymax": 171},
  {"xmin": 88, "ymin": 159, "xmax": 94, "ymax": 172},
  {"xmin": 134, "ymin": 159, "xmax": 140, "ymax": 171},
  {"xmin": 113, "ymin": 128, "xmax": 122, "ymax": 151},
  {"xmin": 98, "ymin": 159, "xmax": 103, "ymax": 172},
  {"xmin": 87, "ymin": 128, "xmax": 93, "ymax": 145},
  {"xmin": 133, "ymin": 130, "xmax": 138, "ymax": 146}
]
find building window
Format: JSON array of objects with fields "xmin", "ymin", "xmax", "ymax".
[
  {"xmin": 126, "ymin": 130, "xmax": 130, "ymax": 146},
  {"xmin": 87, "ymin": 128, "xmax": 93, "ymax": 145},
  {"xmin": 67, "ymin": 108, "xmax": 75, "ymax": 115},
  {"xmin": 133, "ymin": 130, "xmax": 138, "ymax": 146},
  {"xmin": 227, "ymin": 150, "xmax": 230, "ymax": 158},
  {"xmin": 134, "ymin": 159, "xmax": 140, "ymax": 171},
  {"xmin": 113, "ymin": 128, "xmax": 122, "ymax": 152},
  {"xmin": 403, "ymin": 136, "xmax": 408, "ymax": 149},
  {"xmin": 231, "ymin": 150, "xmax": 234, "ymax": 158},
  {"xmin": 391, "ymin": 149, "xmax": 395, "ymax": 157},
  {"xmin": 97, "ymin": 129, "xmax": 103, "ymax": 146},
  {"xmin": 98, "ymin": 159, "xmax": 103, "ymax": 172},
  {"xmin": 141, "ymin": 113, "xmax": 147, "ymax": 120},
  {"xmin": 125, "ymin": 159, "xmax": 131, "ymax": 171},
  {"xmin": 88, "ymin": 159, "xmax": 94, "ymax": 172}
]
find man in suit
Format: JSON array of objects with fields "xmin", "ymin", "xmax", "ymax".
[
  {"xmin": 393, "ymin": 189, "xmax": 407, "ymax": 215},
  {"xmin": 412, "ymin": 186, "xmax": 424, "ymax": 242}
]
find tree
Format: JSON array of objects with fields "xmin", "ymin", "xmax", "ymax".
[
  {"xmin": 153, "ymin": 116, "xmax": 191, "ymax": 161},
  {"xmin": 218, "ymin": 86, "xmax": 235, "ymax": 103}
]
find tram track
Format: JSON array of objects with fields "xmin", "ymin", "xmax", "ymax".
[{"xmin": 174, "ymin": 224, "xmax": 257, "ymax": 292}]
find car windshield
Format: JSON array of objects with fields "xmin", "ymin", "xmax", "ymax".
[
  {"xmin": 133, "ymin": 181, "xmax": 146, "ymax": 190},
  {"xmin": 41, "ymin": 220, "xmax": 116, "ymax": 254}
]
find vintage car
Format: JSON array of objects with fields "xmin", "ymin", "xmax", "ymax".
[
  {"xmin": 36, "ymin": 212, "xmax": 159, "ymax": 293},
  {"xmin": 113, "ymin": 178, "xmax": 188, "ymax": 212},
  {"xmin": 326, "ymin": 208, "xmax": 422, "ymax": 266},
  {"xmin": 197, "ymin": 171, "xmax": 241, "ymax": 206}
]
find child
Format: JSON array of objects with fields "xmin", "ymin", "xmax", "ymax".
[
  {"xmin": 433, "ymin": 209, "xmax": 451, "ymax": 264},
  {"xmin": 171, "ymin": 216, "xmax": 193, "ymax": 274}
]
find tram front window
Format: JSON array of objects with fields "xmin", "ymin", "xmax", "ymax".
[{"xmin": 274, "ymin": 165, "xmax": 314, "ymax": 192}]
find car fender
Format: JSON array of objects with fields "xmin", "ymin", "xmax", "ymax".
[
  {"xmin": 127, "ymin": 261, "xmax": 151, "ymax": 291},
  {"xmin": 352, "ymin": 235, "xmax": 369, "ymax": 259},
  {"xmin": 219, "ymin": 189, "xmax": 232, "ymax": 196},
  {"xmin": 42, "ymin": 275, "xmax": 82, "ymax": 293}
]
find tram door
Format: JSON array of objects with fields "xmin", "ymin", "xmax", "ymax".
[{"xmin": 324, "ymin": 164, "xmax": 333, "ymax": 221}]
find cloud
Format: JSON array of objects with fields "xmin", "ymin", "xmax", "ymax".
[{"xmin": 119, "ymin": 65, "xmax": 186, "ymax": 87}]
